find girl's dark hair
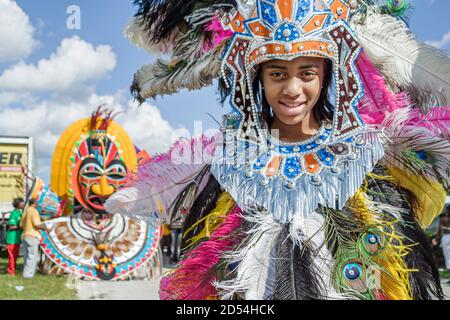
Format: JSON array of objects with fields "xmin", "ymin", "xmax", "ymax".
[
  {"xmin": 13, "ymin": 197, "xmax": 24, "ymax": 209},
  {"xmin": 255, "ymin": 59, "xmax": 334, "ymax": 128}
]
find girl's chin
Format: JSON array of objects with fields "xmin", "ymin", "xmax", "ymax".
[{"xmin": 277, "ymin": 115, "xmax": 308, "ymax": 126}]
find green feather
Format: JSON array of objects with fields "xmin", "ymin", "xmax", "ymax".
[{"xmin": 385, "ymin": 0, "xmax": 410, "ymax": 17}]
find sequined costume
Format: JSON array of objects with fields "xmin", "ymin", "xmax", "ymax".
[{"xmin": 106, "ymin": 0, "xmax": 450, "ymax": 299}]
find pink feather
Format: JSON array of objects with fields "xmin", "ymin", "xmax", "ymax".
[
  {"xmin": 202, "ymin": 16, "xmax": 233, "ymax": 53},
  {"xmin": 356, "ymin": 52, "xmax": 411, "ymax": 125},
  {"xmin": 407, "ymin": 106, "xmax": 450, "ymax": 137},
  {"xmin": 105, "ymin": 134, "xmax": 219, "ymax": 220},
  {"xmin": 159, "ymin": 205, "xmax": 244, "ymax": 300}
]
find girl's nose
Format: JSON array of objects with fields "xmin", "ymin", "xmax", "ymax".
[{"xmin": 283, "ymin": 77, "xmax": 303, "ymax": 97}]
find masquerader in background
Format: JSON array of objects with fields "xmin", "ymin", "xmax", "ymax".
[
  {"xmin": 433, "ymin": 206, "xmax": 450, "ymax": 285},
  {"xmin": 20, "ymin": 107, "xmax": 163, "ymax": 281}
]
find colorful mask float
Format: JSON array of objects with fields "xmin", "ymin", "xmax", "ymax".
[
  {"xmin": 105, "ymin": 0, "xmax": 450, "ymax": 299},
  {"xmin": 35, "ymin": 107, "xmax": 162, "ymax": 281}
]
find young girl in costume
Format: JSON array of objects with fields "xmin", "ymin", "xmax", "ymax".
[{"xmin": 106, "ymin": 0, "xmax": 450, "ymax": 300}]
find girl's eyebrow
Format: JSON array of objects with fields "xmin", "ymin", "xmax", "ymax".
[
  {"xmin": 264, "ymin": 64, "xmax": 320, "ymax": 70},
  {"xmin": 298, "ymin": 65, "xmax": 320, "ymax": 70},
  {"xmin": 264, "ymin": 64, "xmax": 288, "ymax": 70}
]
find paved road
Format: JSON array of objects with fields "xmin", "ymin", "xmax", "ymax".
[
  {"xmin": 76, "ymin": 274, "xmax": 164, "ymax": 300},
  {"xmin": 77, "ymin": 279, "xmax": 162, "ymax": 300},
  {"xmin": 441, "ymin": 280, "xmax": 450, "ymax": 299}
]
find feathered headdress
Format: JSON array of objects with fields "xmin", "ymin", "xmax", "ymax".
[
  {"xmin": 119, "ymin": 0, "xmax": 450, "ymax": 221},
  {"xmin": 120, "ymin": 0, "xmax": 450, "ymax": 224},
  {"xmin": 102, "ymin": 1, "xmax": 450, "ymax": 300}
]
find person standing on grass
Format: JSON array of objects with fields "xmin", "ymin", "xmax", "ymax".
[
  {"xmin": 20, "ymin": 198, "xmax": 49, "ymax": 279},
  {"xmin": 433, "ymin": 206, "xmax": 450, "ymax": 285},
  {"xmin": 6, "ymin": 198, "xmax": 24, "ymax": 275}
]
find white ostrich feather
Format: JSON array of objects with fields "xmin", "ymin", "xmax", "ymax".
[
  {"xmin": 215, "ymin": 210, "xmax": 352, "ymax": 300},
  {"xmin": 215, "ymin": 211, "xmax": 282, "ymax": 300},
  {"xmin": 124, "ymin": 17, "xmax": 177, "ymax": 55},
  {"xmin": 290, "ymin": 213, "xmax": 352, "ymax": 300},
  {"xmin": 351, "ymin": 10, "xmax": 450, "ymax": 111},
  {"xmin": 134, "ymin": 45, "xmax": 223, "ymax": 99}
]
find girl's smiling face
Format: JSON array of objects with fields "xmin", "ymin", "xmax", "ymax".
[{"xmin": 261, "ymin": 56, "xmax": 326, "ymax": 127}]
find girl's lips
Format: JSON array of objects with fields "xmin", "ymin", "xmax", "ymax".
[
  {"xmin": 279, "ymin": 101, "xmax": 307, "ymax": 116},
  {"xmin": 279, "ymin": 101, "xmax": 307, "ymax": 108}
]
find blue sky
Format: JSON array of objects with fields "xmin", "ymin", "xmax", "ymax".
[
  {"xmin": 11, "ymin": 0, "xmax": 227, "ymax": 130},
  {"xmin": 0, "ymin": 0, "xmax": 449, "ymax": 182}
]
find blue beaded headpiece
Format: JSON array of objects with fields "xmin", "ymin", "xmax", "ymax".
[{"xmin": 221, "ymin": 0, "xmax": 365, "ymax": 143}]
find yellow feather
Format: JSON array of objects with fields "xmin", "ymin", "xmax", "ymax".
[
  {"xmin": 387, "ymin": 166, "xmax": 446, "ymax": 229},
  {"xmin": 348, "ymin": 187, "xmax": 414, "ymax": 300},
  {"xmin": 183, "ymin": 192, "xmax": 236, "ymax": 249}
]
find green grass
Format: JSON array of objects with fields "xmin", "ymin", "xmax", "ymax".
[
  {"xmin": 0, "ymin": 252, "xmax": 78, "ymax": 300},
  {"xmin": 440, "ymin": 269, "xmax": 450, "ymax": 279}
]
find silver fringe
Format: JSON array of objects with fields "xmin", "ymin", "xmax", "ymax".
[{"xmin": 211, "ymin": 132, "xmax": 384, "ymax": 223}]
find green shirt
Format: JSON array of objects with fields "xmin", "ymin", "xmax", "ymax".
[{"xmin": 6, "ymin": 209, "xmax": 22, "ymax": 244}]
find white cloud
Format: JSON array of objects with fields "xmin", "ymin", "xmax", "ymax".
[
  {"xmin": 0, "ymin": 0, "xmax": 38, "ymax": 62},
  {"xmin": 426, "ymin": 31, "xmax": 450, "ymax": 49},
  {"xmin": 0, "ymin": 36, "xmax": 116, "ymax": 92},
  {"xmin": 0, "ymin": 91, "xmax": 37, "ymax": 105},
  {"xmin": 0, "ymin": 93, "xmax": 185, "ymax": 182},
  {"xmin": 121, "ymin": 100, "xmax": 189, "ymax": 154}
]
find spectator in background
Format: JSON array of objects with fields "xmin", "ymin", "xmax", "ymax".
[
  {"xmin": 432, "ymin": 206, "xmax": 450, "ymax": 285},
  {"xmin": 160, "ymin": 223, "xmax": 172, "ymax": 265},
  {"xmin": 5, "ymin": 198, "xmax": 24, "ymax": 275},
  {"xmin": 20, "ymin": 198, "xmax": 49, "ymax": 279}
]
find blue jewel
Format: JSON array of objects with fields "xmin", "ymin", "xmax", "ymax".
[
  {"xmin": 296, "ymin": 0, "xmax": 311, "ymax": 21},
  {"xmin": 278, "ymin": 145, "xmax": 294, "ymax": 154},
  {"xmin": 274, "ymin": 23, "xmax": 301, "ymax": 42},
  {"xmin": 252, "ymin": 153, "xmax": 270, "ymax": 170},
  {"xmin": 317, "ymin": 148, "xmax": 335, "ymax": 166},
  {"xmin": 283, "ymin": 157, "xmax": 302, "ymax": 179},
  {"xmin": 260, "ymin": 1, "xmax": 278, "ymax": 27}
]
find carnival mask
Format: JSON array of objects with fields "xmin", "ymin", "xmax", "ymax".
[{"xmin": 72, "ymin": 134, "xmax": 128, "ymax": 214}]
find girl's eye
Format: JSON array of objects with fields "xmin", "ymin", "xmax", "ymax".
[
  {"xmin": 270, "ymin": 72, "xmax": 286, "ymax": 78},
  {"xmin": 300, "ymin": 71, "xmax": 317, "ymax": 81},
  {"xmin": 301, "ymin": 71, "xmax": 317, "ymax": 77}
]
